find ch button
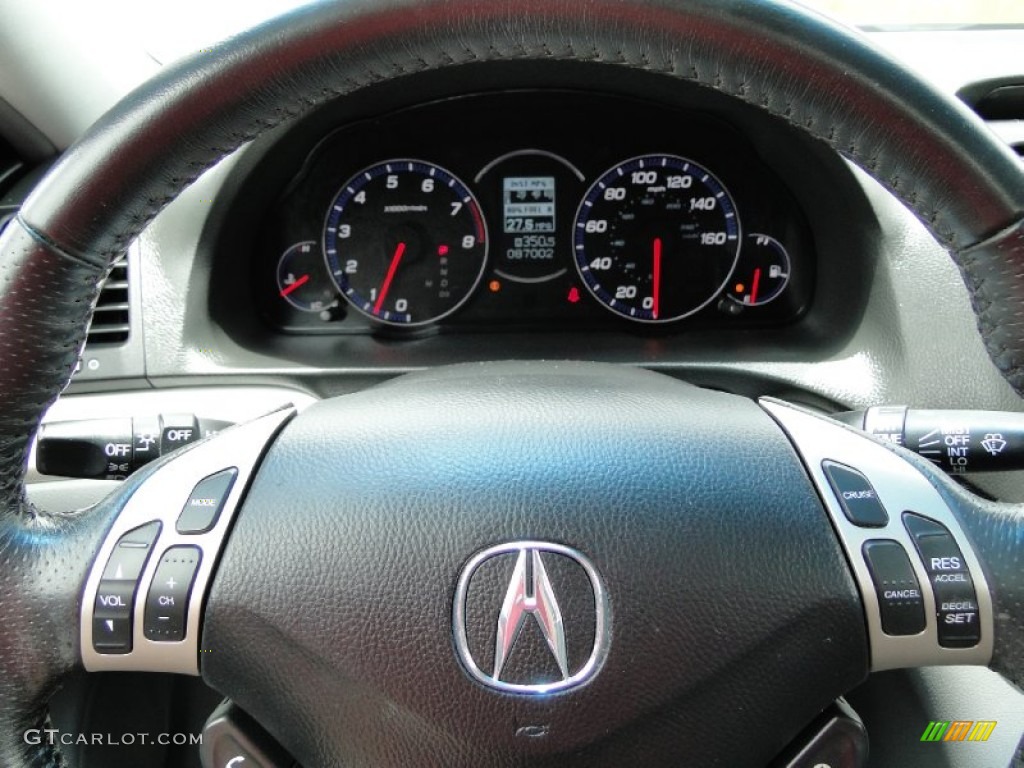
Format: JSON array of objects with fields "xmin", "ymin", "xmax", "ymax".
[{"xmin": 144, "ymin": 546, "xmax": 202, "ymax": 642}]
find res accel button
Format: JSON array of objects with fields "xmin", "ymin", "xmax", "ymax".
[
  {"xmin": 903, "ymin": 512, "xmax": 981, "ymax": 648},
  {"xmin": 822, "ymin": 461, "xmax": 889, "ymax": 527},
  {"xmin": 177, "ymin": 468, "xmax": 237, "ymax": 534}
]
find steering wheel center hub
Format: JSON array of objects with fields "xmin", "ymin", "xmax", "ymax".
[{"xmin": 197, "ymin": 363, "xmax": 866, "ymax": 765}]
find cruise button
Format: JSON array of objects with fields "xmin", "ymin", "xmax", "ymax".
[{"xmin": 822, "ymin": 461, "xmax": 889, "ymax": 527}]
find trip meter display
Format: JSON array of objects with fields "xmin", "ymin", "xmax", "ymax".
[
  {"xmin": 503, "ymin": 176, "xmax": 556, "ymax": 233},
  {"xmin": 475, "ymin": 150, "xmax": 584, "ymax": 284},
  {"xmin": 573, "ymin": 154, "xmax": 742, "ymax": 323}
]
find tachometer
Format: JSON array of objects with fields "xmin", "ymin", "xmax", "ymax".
[
  {"xmin": 573, "ymin": 154, "xmax": 741, "ymax": 323},
  {"xmin": 323, "ymin": 160, "xmax": 488, "ymax": 326}
]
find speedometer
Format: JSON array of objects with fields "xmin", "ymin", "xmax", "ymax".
[{"xmin": 572, "ymin": 154, "xmax": 741, "ymax": 323}]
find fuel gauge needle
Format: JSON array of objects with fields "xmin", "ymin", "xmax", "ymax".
[
  {"xmin": 652, "ymin": 236, "xmax": 662, "ymax": 320},
  {"xmin": 374, "ymin": 241, "xmax": 407, "ymax": 313},
  {"xmin": 280, "ymin": 274, "xmax": 310, "ymax": 298},
  {"xmin": 749, "ymin": 267, "xmax": 762, "ymax": 306}
]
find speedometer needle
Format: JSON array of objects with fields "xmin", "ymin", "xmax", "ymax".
[
  {"xmin": 374, "ymin": 241, "xmax": 407, "ymax": 313},
  {"xmin": 652, "ymin": 237, "xmax": 662, "ymax": 320}
]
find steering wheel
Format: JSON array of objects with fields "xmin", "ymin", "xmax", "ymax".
[{"xmin": 1, "ymin": 0, "xmax": 1022, "ymax": 765}]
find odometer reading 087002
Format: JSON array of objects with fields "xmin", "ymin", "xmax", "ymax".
[{"xmin": 573, "ymin": 154, "xmax": 741, "ymax": 323}]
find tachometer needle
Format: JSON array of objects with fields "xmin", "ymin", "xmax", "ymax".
[
  {"xmin": 652, "ymin": 236, "xmax": 662, "ymax": 320},
  {"xmin": 280, "ymin": 274, "xmax": 310, "ymax": 298},
  {"xmin": 374, "ymin": 241, "xmax": 407, "ymax": 313}
]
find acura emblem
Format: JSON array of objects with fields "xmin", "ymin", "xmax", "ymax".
[{"xmin": 453, "ymin": 541, "xmax": 609, "ymax": 694}]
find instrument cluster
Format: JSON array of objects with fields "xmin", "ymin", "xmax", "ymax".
[{"xmin": 255, "ymin": 91, "xmax": 813, "ymax": 336}]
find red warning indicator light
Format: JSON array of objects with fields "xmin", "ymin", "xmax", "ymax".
[
  {"xmin": 567, "ymin": 286, "xmax": 581, "ymax": 304},
  {"xmin": 489, "ymin": 280, "xmax": 501, "ymax": 293},
  {"xmin": 438, "ymin": 244, "xmax": 449, "ymax": 256}
]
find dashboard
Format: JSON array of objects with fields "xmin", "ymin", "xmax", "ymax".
[{"xmin": 216, "ymin": 90, "xmax": 815, "ymax": 342}]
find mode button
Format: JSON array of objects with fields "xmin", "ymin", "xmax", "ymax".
[{"xmin": 177, "ymin": 468, "xmax": 237, "ymax": 534}]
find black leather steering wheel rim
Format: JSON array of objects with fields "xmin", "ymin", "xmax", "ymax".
[{"xmin": 1, "ymin": 1, "xmax": 1023, "ymax": 766}]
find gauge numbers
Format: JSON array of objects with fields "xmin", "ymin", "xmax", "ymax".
[
  {"xmin": 323, "ymin": 160, "xmax": 488, "ymax": 326},
  {"xmin": 573, "ymin": 154, "xmax": 741, "ymax": 323},
  {"xmin": 728, "ymin": 233, "xmax": 791, "ymax": 307},
  {"xmin": 276, "ymin": 241, "xmax": 340, "ymax": 314}
]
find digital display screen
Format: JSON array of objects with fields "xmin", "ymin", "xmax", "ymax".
[{"xmin": 503, "ymin": 176, "xmax": 556, "ymax": 233}]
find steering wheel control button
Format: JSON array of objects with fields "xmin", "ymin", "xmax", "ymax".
[
  {"xmin": 903, "ymin": 513, "xmax": 981, "ymax": 647},
  {"xmin": 177, "ymin": 468, "xmax": 238, "ymax": 534},
  {"xmin": 91, "ymin": 615, "xmax": 132, "ymax": 653},
  {"xmin": 144, "ymin": 546, "xmax": 202, "ymax": 641},
  {"xmin": 453, "ymin": 541, "xmax": 609, "ymax": 694},
  {"xmin": 101, "ymin": 520, "xmax": 162, "ymax": 581},
  {"xmin": 92, "ymin": 579, "xmax": 139, "ymax": 653},
  {"xmin": 861, "ymin": 540, "xmax": 926, "ymax": 636},
  {"xmin": 93, "ymin": 521, "xmax": 162, "ymax": 654},
  {"xmin": 822, "ymin": 461, "xmax": 889, "ymax": 527}
]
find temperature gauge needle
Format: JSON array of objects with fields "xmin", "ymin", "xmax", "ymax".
[
  {"xmin": 652, "ymin": 237, "xmax": 662, "ymax": 320},
  {"xmin": 280, "ymin": 274, "xmax": 310, "ymax": 298},
  {"xmin": 374, "ymin": 241, "xmax": 407, "ymax": 313}
]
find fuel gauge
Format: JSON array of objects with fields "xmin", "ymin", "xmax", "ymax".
[
  {"xmin": 727, "ymin": 233, "xmax": 791, "ymax": 307},
  {"xmin": 276, "ymin": 241, "xmax": 340, "ymax": 314}
]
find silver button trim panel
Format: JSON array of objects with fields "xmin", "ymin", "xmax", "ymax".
[
  {"xmin": 80, "ymin": 407, "xmax": 294, "ymax": 674},
  {"xmin": 761, "ymin": 398, "xmax": 993, "ymax": 671}
]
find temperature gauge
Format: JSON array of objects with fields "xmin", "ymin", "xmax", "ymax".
[
  {"xmin": 727, "ymin": 233, "xmax": 791, "ymax": 307},
  {"xmin": 276, "ymin": 241, "xmax": 340, "ymax": 314}
]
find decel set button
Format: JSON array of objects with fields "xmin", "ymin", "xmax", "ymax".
[{"xmin": 903, "ymin": 513, "xmax": 980, "ymax": 648}]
